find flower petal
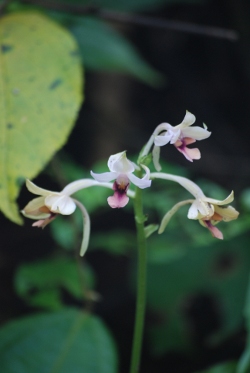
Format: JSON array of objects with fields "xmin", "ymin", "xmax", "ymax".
[
  {"xmin": 21, "ymin": 196, "xmax": 49, "ymax": 219},
  {"xmin": 182, "ymin": 126, "xmax": 211, "ymax": 140},
  {"xmin": 107, "ymin": 192, "xmax": 129, "ymax": 208},
  {"xmin": 62, "ymin": 179, "xmax": 107, "ymax": 195},
  {"xmin": 176, "ymin": 146, "xmax": 201, "ymax": 162},
  {"xmin": 45, "ymin": 195, "xmax": 76, "ymax": 215},
  {"xmin": 178, "ymin": 111, "xmax": 196, "ymax": 129},
  {"xmin": 214, "ymin": 205, "xmax": 239, "ymax": 221},
  {"xmin": 188, "ymin": 199, "xmax": 214, "ymax": 219},
  {"xmin": 128, "ymin": 168, "xmax": 151, "ymax": 189},
  {"xmin": 159, "ymin": 200, "xmax": 192, "ymax": 233},
  {"xmin": 203, "ymin": 191, "xmax": 234, "ymax": 206},
  {"xmin": 32, "ymin": 214, "xmax": 57, "ymax": 229},
  {"xmin": 90, "ymin": 171, "xmax": 118, "ymax": 182},
  {"xmin": 187, "ymin": 201, "xmax": 200, "ymax": 219},
  {"xmin": 202, "ymin": 220, "xmax": 223, "ymax": 239},
  {"xmin": 152, "ymin": 145, "xmax": 161, "ymax": 171},
  {"xmin": 72, "ymin": 199, "xmax": 91, "ymax": 256},
  {"xmin": 107, "ymin": 151, "xmax": 135, "ymax": 173},
  {"xmin": 26, "ymin": 179, "xmax": 58, "ymax": 197},
  {"xmin": 154, "ymin": 132, "xmax": 172, "ymax": 146},
  {"xmin": 107, "ymin": 151, "xmax": 125, "ymax": 171}
]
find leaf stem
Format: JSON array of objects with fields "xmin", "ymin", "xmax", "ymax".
[{"xmin": 130, "ymin": 183, "xmax": 147, "ymax": 373}]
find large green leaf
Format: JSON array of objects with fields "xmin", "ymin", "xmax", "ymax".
[
  {"xmin": 0, "ymin": 12, "xmax": 83, "ymax": 224},
  {"xmin": 0, "ymin": 309, "xmax": 118, "ymax": 373},
  {"xmin": 70, "ymin": 17, "xmax": 162, "ymax": 86}
]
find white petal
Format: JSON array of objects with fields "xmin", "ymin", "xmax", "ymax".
[
  {"xmin": 178, "ymin": 111, "xmax": 196, "ymax": 129},
  {"xmin": 109, "ymin": 152, "xmax": 135, "ymax": 173},
  {"xmin": 154, "ymin": 132, "xmax": 172, "ymax": 146},
  {"xmin": 152, "ymin": 145, "xmax": 161, "ymax": 171},
  {"xmin": 107, "ymin": 151, "xmax": 125, "ymax": 171},
  {"xmin": 153, "ymin": 122, "xmax": 169, "ymax": 136},
  {"xmin": 62, "ymin": 179, "xmax": 105, "ymax": 195},
  {"xmin": 203, "ymin": 191, "xmax": 234, "ymax": 206},
  {"xmin": 159, "ymin": 200, "xmax": 192, "ymax": 233},
  {"xmin": 21, "ymin": 196, "xmax": 49, "ymax": 219},
  {"xmin": 26, "ymin": 179, "xmax": 58, "ymax": 197},
  {"xmin": 107, "ymin": 151, "xmax": 135, "ymax": 173},
  {"xmin": 128, "ymin": 172, "xmax": 151, "ymax": 189},
  {"xmin": 45, "ymin": 195, "xmax": 76, "ymax": 215},
  {"xmin": 214, "ymin": 205, "xmax": 239, "ymax": 221},
  {"xmin": 73, "ymin": 199, "xmax": 91, "ymax": 257},
  {"xmin": 181, "ymin": 126, "xmax": 211, "ymax": 140},
  {"xmin": 90, "ymin": 171, "xmax": 118, "ymax": 182},
  {"xmin": 187, "ymin": 201, "xmax": 200, "ymax": 219},
  {"xmin": 188, "ymin": 199, "xmax": 213, "ymax": 219},
  {"xmin": 150, "ymin": 173, "xmax": 205, "ymax": 199}
]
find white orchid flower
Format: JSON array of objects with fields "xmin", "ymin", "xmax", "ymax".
[
  {"xmin": 90, "ymin": 151, "xmax": 151, "ymax": 208},
  {"xmin": 141, "ymin": 111, "xmax": 211, "ymax": 171},
  {"xmin": 21, "ymin": 178, "xmax": 115, "ymax": 256},
  {"xmin": 151, "ymin": 172, "xmax": 239, "ymax": 239}
]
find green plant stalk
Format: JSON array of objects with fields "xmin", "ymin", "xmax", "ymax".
[{"xmin": 130, "ymin": 185, "xmax": 147, "ymax": 373}]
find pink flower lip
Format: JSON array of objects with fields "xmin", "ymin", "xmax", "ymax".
[
  {"xmin": 108, "ymin": 179, "xmax": 130, "ymax": 208},
  {"xmin": 32, "ymin": 212, "xmax": 57, "ymax": 229},
  {"xmin": 203, "ymin": 220, "xmax": 223, "ymax": 239}
]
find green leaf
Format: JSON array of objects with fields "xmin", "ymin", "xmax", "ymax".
[
  {"xmin": 70, "ymin": 17, "xmax": 162, "ymax": 86},
  {"xmin": 196, "ymin": 361, "xmax": 237, "ymax": 373},
  {"xmin": 0, "ymin": 12, "xmax": 83, "ymax": 224},
  {"xmin": 0, "ymin": 309, "xmax": 118, "ymax": 373},
  {"xmin": 14, "ymin": 257, "xmax": 95, "ymax": 310}
]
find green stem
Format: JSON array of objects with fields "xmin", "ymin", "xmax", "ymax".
[{"xmin": 130, "ymin": 185, "xmax": 147, "ymax": 373}]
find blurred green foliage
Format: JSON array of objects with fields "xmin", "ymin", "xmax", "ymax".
[
  {"xmin": 0, "ymin": 309, "xmax": 118, "ymax": 373},
  {"xmin": 196, "ymin": 361, "xmax": 237, "ymax": 373},
  {"xmin": 14, "ymin": 257, "xmax": 95, "ymax": 310},
  {"xmin": 69, "ymin": 17, "xmax": 163, "ymax": 86}
]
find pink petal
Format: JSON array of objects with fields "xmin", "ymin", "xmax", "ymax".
[
  {"xmin": 204, "ymin": 220, "xmax": 223, "ymax": 239},
  {"xmin": 176, "ymin": 144, "xmax": 201, "ymax": 162},
  {"xmin": 108, "ymin": 192, "xmax": 129, "ymax": 208},
  {"xmin": 32, "ymin": 213, "xmax": 57, "ymax": 229}
]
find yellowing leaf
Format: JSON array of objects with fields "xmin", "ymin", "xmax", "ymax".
[{"xmin": 0, "ymin": 12, "xmax": 83, "ymax": 224}]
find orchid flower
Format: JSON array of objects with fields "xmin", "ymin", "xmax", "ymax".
[
  {"xmin": 21, "ymin": 178, "xmax": 116, "ymax": 256},
  {"xmin": 90, "ymin": 151, "xmax": 151, "ymax": 208},
  {"xmin": 141, "ymin": 111, "xmax": 211, "ymax": 171},
  {"xmin": 151, "ymin": 172, "xmax": 239, "ymax": 239}
]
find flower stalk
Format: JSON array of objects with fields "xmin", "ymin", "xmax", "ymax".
[{"xmin": 130, "ymin": 171, "xmax": 148, "ymax": 373}]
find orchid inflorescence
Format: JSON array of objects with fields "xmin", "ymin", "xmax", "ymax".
[{"xmin": 22, "ymin": 111, "xmax": 239, "ymax": 255}]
